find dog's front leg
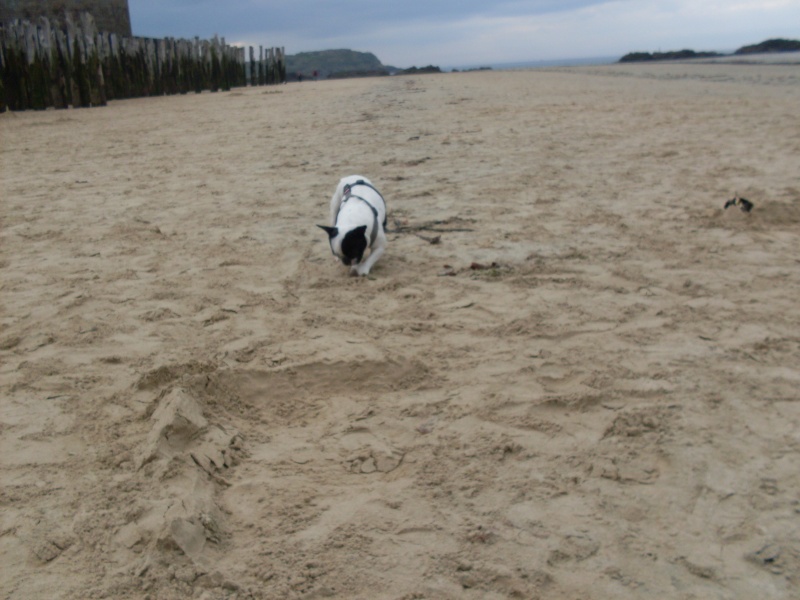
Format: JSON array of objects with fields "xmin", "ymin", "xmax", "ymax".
[{"xmin": 354, "ymin": 244, "xmax": 385, "ymax": 277}]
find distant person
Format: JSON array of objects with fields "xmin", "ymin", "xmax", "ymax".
[
  {"xmin": 313, "ymin": 70, "xmax": 318, "ymax": 80},
  {"xmin": 298, "ymin": 73, "xmax": 303, "ymax": 82}
]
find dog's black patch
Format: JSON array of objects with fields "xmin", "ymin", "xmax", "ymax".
[{"xmin": 340, "ymin": 226, "xmax": 368, "ymax": 266}]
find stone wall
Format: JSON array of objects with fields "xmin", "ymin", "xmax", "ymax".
[{"xmin": 0, "ymin": 0, "xmax": 132, "ymax": 36}]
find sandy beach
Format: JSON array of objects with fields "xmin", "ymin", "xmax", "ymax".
[{"xmin": 2, "ymin": 59, "xmax": 799, "ymax": 599}]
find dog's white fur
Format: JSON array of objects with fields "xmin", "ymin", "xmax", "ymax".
[{"xmin": 322, "ymin": 175, "xmax": 387, "ymax": 277}]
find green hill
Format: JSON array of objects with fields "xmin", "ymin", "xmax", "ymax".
[
  {"xmin": 286, "ymin": 49, "xmax": 390, "ymax": 79},
  {"xmin": 734, "ymin": 38, "xmax": 800, "ymax": 55},
  {"xmin": 619, "ymin": 49, "xmax": 722, "ymax": 63},
  {"xmin": 620, "ymin": 38, "xmax": 800, "ymax": 63}
]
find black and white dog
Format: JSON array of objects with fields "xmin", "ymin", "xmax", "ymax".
[
  {"xmin": 318, "ymin": 175, "xmax": 387, "ymax": 277},
  {"xmin": 723, "ymin": 195, "xmax": 754, "ymax": 213}
]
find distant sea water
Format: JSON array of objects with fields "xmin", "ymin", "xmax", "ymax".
[{"xmin": 445, "ymin": 55, "xmax": 619, "ymax": 72}]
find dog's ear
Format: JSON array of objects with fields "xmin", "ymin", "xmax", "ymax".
[
  {"xmin": 354, "ymin": 225, "xmax": 367, "ymax": 237},
  {"xmin": 317, "ymin": 225, "xmax": 338, "ymax": 238}
]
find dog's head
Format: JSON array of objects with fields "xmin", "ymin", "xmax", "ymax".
[{"xmin": 318, "ymin": 225, "xmax": 368, "ymax": 266}]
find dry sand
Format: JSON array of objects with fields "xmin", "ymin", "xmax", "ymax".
[{"xmin": 2, "ymin": 60, "xmax": 800, "ymax": 599}]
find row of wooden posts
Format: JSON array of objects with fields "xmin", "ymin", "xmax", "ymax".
[{"xmin": 0, "ymin": 13, "xmax": 286, "ymax": 112}]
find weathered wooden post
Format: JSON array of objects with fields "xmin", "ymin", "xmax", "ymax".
[
  {"xmin": 158, "ymin": 36, "xmax": 168, "ymax": 95},
  {"xmin": 202, "ymin": 39, "xmax": 211, "ymax": 91},
  {"xmin": 79, "ymin": 12, "xmax": 106, "ymax": 106},
  {"xmin": 64, "ymin": 14, "xmax": 91, "ymax": 108},
  {"xmin": 189, "ymin": 37, "xmax": 198, "ymax": 93},
  {"xmin": 0, "ymin": 21, "xmax": 26, "ymax": 110},
  {"xmin": 22, "ymin": 19, "xmax": 45, "ymax": 109},
  {"xmin": 36, "ymin": 17, "xmax": 57, "ymax": 109},
  {"xmin": 167, "ymin": 38, "xmax": 179, "ymax": 95},
  {"xmin": 53, "ymin": 25, "xmax": 73, "ymax": 107},
  {"xmin": 256, "ymin": 45, "xmax": 262, "ymax": 86},
  {"xmin": 241, "ymin": 47, "xmax": 246, "ymax": 86},
  {"xmin": 47, "ymin": 19, "xmax": 68, "ymax": 109},
  {"xmin": 107, "ymin": 32, "xmax": 125, "ymax": 99},
  {"xmin": 217, "ymin": 36, "xmax": 226, "ymax": 91},
  {"xmin": 179, "ymin": 38, "xmax": 191, "ymax": 94},
  {"xmin": 209, "ymin": 35, "xmax": 220, "ymax": 91}
]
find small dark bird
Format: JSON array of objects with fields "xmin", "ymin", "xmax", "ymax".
[{"xmin": 724, "ymin": 194, "xmax": 754, "ymax": 213}]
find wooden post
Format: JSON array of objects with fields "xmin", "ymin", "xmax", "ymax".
[
  {"xmin": 78, "ymin": 12, "xmax": 105, "ymax": 106},
  {"xmin": 191, "ymin": 37, "xmax": 200, "ymax": 93},
  {"xmin": 1, "ymin": 21, "xmax": 27, "ymax": 110},
  {"xmin": 257, "ymin": 45, "xmax": 263, "ymax": 86},
  {"xmin": 210, "ymin": 35, "xmax": 221, "ymax": 91},
  {"xmin": 54, "ymin": 25, "xmax": 72, "ymax": 107}
]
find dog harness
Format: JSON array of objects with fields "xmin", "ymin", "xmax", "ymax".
[{"xmin": 340, "ymin": 180, "xmax": 385, "ymax": 246}]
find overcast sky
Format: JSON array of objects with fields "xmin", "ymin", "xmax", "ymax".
[{"xmin": 129, "ymin": 1, "xmax": 800, "ymax": 68}]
